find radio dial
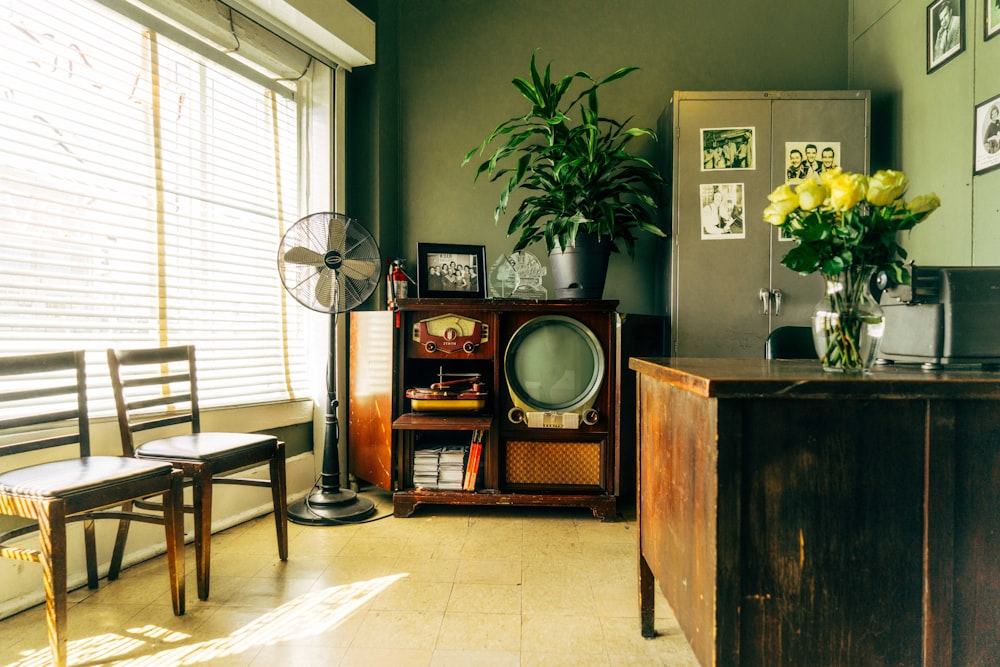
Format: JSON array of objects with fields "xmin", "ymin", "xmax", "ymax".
[
  {"xmin": 507, "ymin": 407, "xmax": 524, "ymax": 424},
  {"xmin": 583, "ymin": 409, "xmax": 600, "ymax": 426}
]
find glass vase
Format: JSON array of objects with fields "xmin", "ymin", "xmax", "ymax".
[{"xmin": 812, "ymin": 265, "xmax": 885, "ymax": 372}]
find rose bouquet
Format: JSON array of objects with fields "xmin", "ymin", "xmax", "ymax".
[{"xmin": 763, "ymin": 168, "xmax": 941, "ymax": 370}]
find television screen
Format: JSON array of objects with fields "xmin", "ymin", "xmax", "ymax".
[{"xmin": 505, "ymin": 315, "xmax": 604, "ymax": 412}]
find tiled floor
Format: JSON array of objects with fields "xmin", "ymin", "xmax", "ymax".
[{"xmin": 0, "ymin": 489, "xmax": 699, "ymax": 666}]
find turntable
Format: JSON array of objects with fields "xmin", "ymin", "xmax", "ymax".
[{"xmin": 405, "ymin": 369, "xmax": 488, "ymax": 412}]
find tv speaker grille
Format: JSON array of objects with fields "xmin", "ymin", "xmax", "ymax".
[{"xmin": 505, "ymin": 440, "xmax": 601, "ymax": 485}]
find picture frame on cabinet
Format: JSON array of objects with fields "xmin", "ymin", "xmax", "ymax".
[
  {"xmin": 974, "ymin": 93, "xmax": 1000, "ymax": 175},
  {"xmin": 927, "ymin": 0, "xmax": 965, "ymax": 73},
  {"xmin": 416, "ymin": 243, "xmax": 487, "ymax": 298},
  {"xmin": 987, "ymin": 0, "xmax": 1000, "ymax": 40},
  {"xmin": 700, "ymin": 127, "xmax": 755, "ymax": 171}
]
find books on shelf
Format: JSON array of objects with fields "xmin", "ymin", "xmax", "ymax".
[
  {"xmin": 412, "ymin": 430, "xmax": 486, "ymax": 492},
  {"xmin": 463, "ymin": 430, "xmax": 484, "ymax": 491}
]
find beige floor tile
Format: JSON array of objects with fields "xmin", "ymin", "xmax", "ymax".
[
  {"xmin": 435, "ymin": 611, "xmax": 520, "ymax": 651},
  {"xmin": 350, "ymin": 609, "xmax": 444, "ymax": 650},
  {"xmin": 369, "ymin": 579, "xmax": 454, "ymax": 612},
  {"xmin": 520, "ymin": 650, "xmax": 611, "ymax": 667},
  {"xmin": 446, "ymin": 582, "xmax": 521, "ymax": 614},
  {"xmin": 392, "ymin": 556, "xmax": 461, "ymax": 583},
  {"xmin": 454, "ymin": 559, "xmax": 521, "ymax": 585},
  {"xmin": 520, "ymin": 613, "xmax": 607, "ymax": 654},
  {"xmin": 338, "ymin": 646, "xmax": 434, "ymax": 667},
  {"xmin": 521, "ymin": 581, "xmax": 597, "ymax": 615},
  {"xmin": 430, "ymin": 648, "xmax": 520, "ymax": 667}
]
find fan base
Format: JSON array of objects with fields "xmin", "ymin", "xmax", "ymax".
[{"xmin": 288, "ymin": 488, "xmax": 376, "ymax": 525}]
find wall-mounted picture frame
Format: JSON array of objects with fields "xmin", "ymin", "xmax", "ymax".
[
  {"xmin": 987, "ymin": 0, "xmax": 1000, "ymax": 41},
  {"xmin": 974, "ymin": 93, "xmax": 1000, "ymax": 175},
  {"xmin": 927, "ymin": 0, "xmax": 965, "ymax": 73},
  {"xmin": 416, "ymin": 242, "xmax": 487, "ymax": 298}
]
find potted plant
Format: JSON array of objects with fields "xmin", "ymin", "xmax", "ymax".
[{"xmin": 462, "ymin": 53, "xmax": 666, "ymax": 298}]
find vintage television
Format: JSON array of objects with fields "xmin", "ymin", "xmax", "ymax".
[{"xmin": 503, "ymin": 314, "xmax": 606, "ymax": 429}]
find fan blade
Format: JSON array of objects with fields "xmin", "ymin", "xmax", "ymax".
[
  {"xmin": 315, "ymin": 269, "xmax": 335, "ymax": 308},
  {"xmin": 341, "ymin": 258, "xmax": 379, "ymax": 281},
  {"xmin": 327, "ymin": 217, "xmax": 346, "ymax": 253},
  {"xmin": 284, "ymin": 246, "xmax": 325, "ymax": 266}
]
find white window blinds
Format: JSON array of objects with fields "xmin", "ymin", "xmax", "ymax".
[{"xmin": 0, "ymin": 0, "xmax": 311, "ymax": 412}]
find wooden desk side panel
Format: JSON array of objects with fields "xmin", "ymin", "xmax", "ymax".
[
  {"xmin": 952, "ymin": 401, "xmax": 1000, "ymax": 665},
  {"xmin": 638, "ymin": 376, "xmax": 719, "ymax": 665},
  {"xmin": 739, "ymin": 398, "xmax": 925, "ymax": 666}
]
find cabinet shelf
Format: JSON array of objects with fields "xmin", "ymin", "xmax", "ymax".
[{"xmin": 392, "ymin": 413, "xmax": 492, "ymax": 431}]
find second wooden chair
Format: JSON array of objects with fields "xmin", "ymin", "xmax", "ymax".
[{"xmin": 106, "ymin": 345, "xmax": 288, "ymax": 601}]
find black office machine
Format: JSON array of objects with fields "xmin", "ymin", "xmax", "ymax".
[{"xmin": 877, "ymin": 263, "xmax": 1000, "ymax": 370}]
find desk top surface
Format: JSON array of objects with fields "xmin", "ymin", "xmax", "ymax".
[{"xmin": 628, "ymin": 357, "xmax": 1000, "ymax": 400}]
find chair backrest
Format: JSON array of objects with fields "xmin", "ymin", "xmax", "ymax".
[
  {"xmin": 0, "ymin": 350, "xmax": 91, "ymax": 461},
  {"xmin": 107, "ymin": 345, "xmax": 200, "ymax": 456},
  {"xmin": 765, "ymin": 326, "xmax": 817, "ymax": 360}
]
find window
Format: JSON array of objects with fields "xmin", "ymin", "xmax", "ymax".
[{"xmin": 0, "ymin": 0, "xmax": 319, "ymax": 412}]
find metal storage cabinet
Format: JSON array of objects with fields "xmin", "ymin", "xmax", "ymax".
[{"xmin": 665, "ymin": 90, "xmax": 870, "ymax": 358}]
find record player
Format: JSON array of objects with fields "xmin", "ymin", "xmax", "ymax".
[
  {"xmin": 877, "ymin": 263, "xmax": 1000, "ymax": 370},
  {"xmin": 405, "ymin": 370, "xmax": 488, "ymax": 412}
]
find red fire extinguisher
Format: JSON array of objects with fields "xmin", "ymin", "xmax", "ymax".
[{"xmin": 387, "ymin": 258, "xmax": 412, "ymax": 309}]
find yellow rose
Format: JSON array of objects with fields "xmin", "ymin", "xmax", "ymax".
[
  {"xmin": 867, "ymin": 169, "xmax": 908, "ymax": 206},
  {"xmin": 795, "ymin": 178, "xmax": 827, "ymax": 211},
  {"xmin": 766, "ymin": 183, "xmax": 799, "ymax": 217},
  {"xmin": 819, "ymin": 167, "xmax": 842, "ymax": 188},
  {"xmin": 828, "ymin": 172, "xmax": 867, "ymax": 211},
  {"xmin": 763, "ymin": 203, "xmax": 789, "ymax": 226},
  {"xmin": 907, "ymin": 192, "xmax": 941, "ymax": 216}
]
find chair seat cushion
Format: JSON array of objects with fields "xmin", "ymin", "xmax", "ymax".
[
  {"xmin": 136, "ymin": 432, "xmax": 278, "ymax": 462},
  {"xmin": 0, "ymin": 456, "xmax": 173, "ymax": 498}
]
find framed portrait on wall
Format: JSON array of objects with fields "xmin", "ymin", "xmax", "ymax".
[
  {"xmin": 416, "ymin": 243, "xmax": 487, "ymax": 298},
  {"xmin": 927, "ymin": 0, "xmax": 965, "ymax": 73},
  {"xmin": 987, "ymin": 0, "xmax": 1000, "ymax": 41},
  {"xmin": 974, "ymin": 93, "xmax": 1000, "ymax": 175}
]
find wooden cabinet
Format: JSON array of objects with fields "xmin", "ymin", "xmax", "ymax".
[
  {"xmin": 665, "ymin": 90, "xmax": 870, "ymax": 357},
  {"xmin": 349, "ymin": 299, "xmax": 621, "ymax": 520},
  {"xmin": 630, "ymin": 357, "xmax": 1000, "ymax": 666}
]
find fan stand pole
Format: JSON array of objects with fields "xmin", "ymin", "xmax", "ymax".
[{"xmin": 287, "ymin": 312, "xmax": 376, "ymax": 525}]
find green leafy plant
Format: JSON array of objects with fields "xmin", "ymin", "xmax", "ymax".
[{"xmin": 462, "ymin": 54, "xmax": 666, "ymax": 255}]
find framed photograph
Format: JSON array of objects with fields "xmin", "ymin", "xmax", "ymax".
[
  {"xmin": 927, "ymin": 0, "xmax": 965, "ymax": 74},
  {"xmin": 416, "ymin": 243, "xmax": 487, "ymax": 298},
  {"xmin": 974, "ymin": 93, "xmax": 1000, "ymax": 175},
  {"xmin": 987, "ymin": 0, "xmax": 1000, "ymax": 40},
  {"xmin": 700, "ymin": 127, "xmax": 755, "ymax": 171},
  {"xmin": 699, "ymin": 183, "xmax": 745, "ymax": 240}
]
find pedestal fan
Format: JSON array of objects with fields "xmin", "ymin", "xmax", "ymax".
[{"xmin": 278, "ymin": 212, "xmax": 381, "ymax": 524}]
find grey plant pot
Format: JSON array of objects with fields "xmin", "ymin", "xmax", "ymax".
[{"xmin": 548, "ymin": 233, "xmax": 612, "ymax": 299}]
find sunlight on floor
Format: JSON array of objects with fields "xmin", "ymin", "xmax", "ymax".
[{"xmin": 3, "ymin": 574, "xmax": 407, "ymax": 666}]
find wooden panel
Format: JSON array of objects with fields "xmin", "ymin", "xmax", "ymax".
[{"xmin": 348, "ymin": 311, "xmax": 394, "ymax": 490}]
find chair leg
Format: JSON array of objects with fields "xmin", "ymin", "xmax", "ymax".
[
  {"xmin": 192, "ymin": 465, "xmax": 213, "ymax": 601},
  {"xmin": 83, "ymin": 515, "xmax": 99, "ymax": 590},
  {"xmin": 40, "ymin": 500, "xmax": 68, "ymax": 667},
  {"xmin": 107, "ymin": 500, "xmax": 134, "ymax": 581},
  {"xmin": 270, "ymin": 443, "xmax": 289, "ymax": 561},
  {"xmin": 163, "ymin": 470, "xmax": 186, "ymax": 616}
]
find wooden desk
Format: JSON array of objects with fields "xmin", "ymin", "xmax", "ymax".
[{"xmin": 630, "ymin": 358, "xmax": 1000, "ymax": 667}]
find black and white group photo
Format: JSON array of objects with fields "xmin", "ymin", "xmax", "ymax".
[
  {"xmin": 784, "ymin": 141, "xmax": 842, "ymax": 182},
  {"xmin": 701, "ymin": 127, "xmax": 755, "ymax": 171},
  {"xmin": 424, "ymin": 253, "xmax": 480, "ymax": 292}
]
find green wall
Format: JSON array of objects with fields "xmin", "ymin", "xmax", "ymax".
[
  {"xmin": 850, "ymin": 0, "xmax": 1000, "ymax": 267},
  {"xmin": 349, "ymin": 0, "xmax": 852, "ymax": 314}
]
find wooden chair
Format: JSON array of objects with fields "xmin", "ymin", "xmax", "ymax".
[
  {"xmin": 106, "ymin": 345, "xmax": 288, "ymax": 601},
  {"xmin": 0, "ymin": 350, "xmax": 185, "ymax": 667}
]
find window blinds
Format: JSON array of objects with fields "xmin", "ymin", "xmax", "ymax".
[{"xmin": 0, "ymin": 0, "xmax": 311, "ymax": 413}]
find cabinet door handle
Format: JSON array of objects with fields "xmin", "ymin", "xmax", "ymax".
[
  {"xmin": 772, "ymin": 289, "xmax": 783, "ymax": 316},
  {"xmin": 759, "ymin": 288, "xmax": 771, "ymax": 315}
]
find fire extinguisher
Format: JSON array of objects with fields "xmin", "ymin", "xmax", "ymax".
[{"xmin": 387, "ymin": 258, "xmax": 412, "ymax": 309}]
